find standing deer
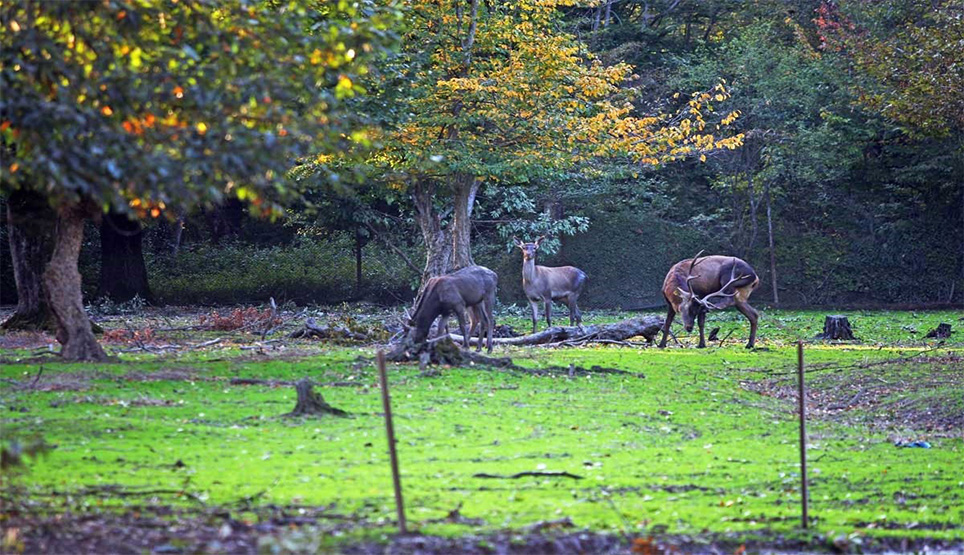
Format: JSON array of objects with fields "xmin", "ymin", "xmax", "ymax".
[
  {"xmin": 409, "ymin": 265, "xmax": 497, "ymax": 352},
  {"xmin": 658, "ymin": 252, "xmax": 760, "ymax": 348},
  {"xmin": 513, "ymin": 236, "xmax": 587, "ymax": 333}
]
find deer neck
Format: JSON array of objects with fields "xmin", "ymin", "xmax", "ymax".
[{"xmin": 522, "ymin": 257, "xmax": 539, "ymax": 285}]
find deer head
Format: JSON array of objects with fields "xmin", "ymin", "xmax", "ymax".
[
  {"xmin": 513, "ymin": 235, "xmax": 545, "ymax": 262},
  {"xmin": 676, "ymin": 273, "xmax": 704, "ymax": 332},
  {"xmin": 676, "ymin": 260, "xmax": 750, "ymax": 331}
]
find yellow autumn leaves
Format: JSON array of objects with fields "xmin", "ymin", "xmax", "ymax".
[{"xmin": 393, "ymin": 0, "xmax": 742, "ymax": 171}]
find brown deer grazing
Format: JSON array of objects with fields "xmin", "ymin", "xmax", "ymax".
[
  {"xmin": 658, "ymin": 252, "xmax": 760, "ymax": 349},
  {"xmin": 513, "ymin": 236, "xmax": 587, "ymax": 333},
  {"xmin": 409, "ymin": 265, "xmax": 498, "ymax": 352}
]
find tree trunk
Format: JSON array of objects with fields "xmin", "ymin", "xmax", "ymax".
[
  {"xmin": 450, "ymin": 316, "xmax": 665, "ymax": 346},
  {"xmin": 97, "ymin": 210, "xmax": 153, "ymax": 303},
  {"xmin": 44, "ymin": 205, "xmax": 108, "ymax": 361},
  {"xmin": 450, "ymin": 173, "xmax": 478, "ymax": 271},
  {"xmin": 765, "ymin": 180, "xmax": 779, "ymax": 305},
  {"xmin": 413, "ymin": 179, "xmax": 453, "ymax": 283},
  {"xmin": 1, "ymin": 189, "xmax": 55, "ymax": 331},
  {"xmin": 746, "ymin": 172, "xmax": 759, "ymax": 259},
  {"xmin": 206, "ymin": 197, "xmax": 244, "ymax": 244}
]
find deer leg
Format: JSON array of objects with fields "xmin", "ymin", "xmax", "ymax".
[
  {"xmin": 658, "ymin": 305, "xmax": 675, "ymax": 348},
  {"xmin": 544, "ymin": 298, "xmax": 552, "ymax": 328},
  {"xmin": 530, "ymin": 300, "xmax": 539, "ymax": 334},
  {"xmin": 735, "ymin": 301, "xmax": 759, "ymax": 348},
  {"xmin": 435, "ymin": 316, "xmax": 448, "ymax": 338},
  {"xmin": 472, "ymin": 305, "xmax": 485, "ymax": 352},
  {"xmin": 697, "ymin": 311, "xmax": 707, "ymax": 348},
  {"xmin": 571, "ymin": 297, "xmax": 582, "ymax": 326},
  {"xmin": 485, "ymin": 294, "xmax": 495, "ymax": 353},
  {"xmin": 455, "ymin": 307, "xmax": 469, "ymax": 349},
  {"xmin": 564, "ymin": 296, "xmax": 575, "ymax": 326}
]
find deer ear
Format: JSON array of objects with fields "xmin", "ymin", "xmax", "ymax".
[
  {"xmin": 534, "ymin": 235, "xmax": 546, "ymax": 247},
  {"xmin": 512, "ymin": 236, "xmax": 524, "ymax": 248}
]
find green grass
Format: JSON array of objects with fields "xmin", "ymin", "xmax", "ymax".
[{"xmin": 1, "ymin": 308, "xmax": 962, "ymax": 549}]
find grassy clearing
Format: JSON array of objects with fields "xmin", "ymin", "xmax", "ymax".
[{"xmin": 1, "ymin": 308, "xmax": 962, "ymax": 551}]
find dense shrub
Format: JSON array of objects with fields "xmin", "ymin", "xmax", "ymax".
[{"xmin": 147, "ymin": 235, "xmax": 417, "ymax": 305}]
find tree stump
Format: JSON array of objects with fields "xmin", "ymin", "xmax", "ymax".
[
  {"xmin": 818, "ymin": 315, "xmax": 855, "ymax": 340},
  {"xmin": 284, "ymin": 379, "xmax": 349, "ymax": 417},
  {"xmin": 924, "ymin": 323, "xmax": 952, "ymax": 339}
]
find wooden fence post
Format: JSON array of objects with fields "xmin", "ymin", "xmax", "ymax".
[
  {"xmin": 797, "ymin": 340, "xmax": 809, "ymax": 529},
  {"xmin": 377, "ymin": 350, "xmax": 407, "ymax": 533}
]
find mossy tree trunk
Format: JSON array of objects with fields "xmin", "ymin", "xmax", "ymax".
[{"xmin": 44, "ymin": 205, "xmax": 108, "ymax": 361}]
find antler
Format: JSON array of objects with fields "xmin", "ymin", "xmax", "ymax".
[
  {"xmin": 689, "ymin": 250, "xmax": 706, "ymax": 273},
  {"xmin": 684, "ymin": 273, "xmax": 701, "ymax": 292},
  {"xmin": 695, "ymin": 265, "xmax": 749, "ymax": 310}
]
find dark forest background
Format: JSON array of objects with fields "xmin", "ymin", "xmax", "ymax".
[{"xmin": 2, "ymin": 0, "xmax": 961, "ymax": 310}]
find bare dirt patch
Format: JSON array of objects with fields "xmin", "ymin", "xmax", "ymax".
[
  {"xmin": 0, "ymin": 330, "xmax": 56, "ymax": 351},
  {"xmin": 741, "ymin": 355, "xmax": 963, "ymax": 437},
  {"xmin": 4, "ymin": 505, "xmax": 962, "ymax": 555}
]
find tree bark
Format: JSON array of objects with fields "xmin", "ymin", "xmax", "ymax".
[
  {"xmin": 413, "ymin": 174, "xmax": 479, "ymax": 287},
  {"xmin": 44, "ymin": 205, "xmax": 108, "ymax": 361},
  {"xmin": 413, "ymin": 179, "xmax": 453, "ymax": 282},
  {"xmin": 450, "ymin": 173, "xmax": 478, "ymax": 271},
  {"xmin": 765, "ymin": 180, "xmax": 779, "ymax": 305},
  {"xmin": 97, "ymin": 210, "xmax": 153, "ymax": 303},
  {"xmin": 746, "ymin": 171, "xmax": 759, "ymax": 260},
  {"xmin": 1, "ymin": 189, "xmax": 56, "ymax": 331}
]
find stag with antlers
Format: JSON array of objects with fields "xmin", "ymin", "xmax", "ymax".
[{"xmin": 658, "ymin": 251, "xmax": 760, "ymax": 348}]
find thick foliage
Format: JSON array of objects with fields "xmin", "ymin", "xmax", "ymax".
[{"xmin": 1, "ymin": 1, "xmax": 400, "ymax": 214}]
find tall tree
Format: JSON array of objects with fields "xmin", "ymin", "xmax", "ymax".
[
  {"xmin": 97, "ymin": 211, "xmax": 152, "ymax": 303},
  {"xmin": 817, "ymin": 0, "xmax": 964, "ymax": 293},
  {"xmin": 1, "ymin": 188, "xmax": 55, "ymax": 330},
  {"xmin": 1, "ymin": 1, "xmax": 400, "ymax": 359},
  {"xmin": 378, "ymin": 0, "xmax": 742, "ymax": 282},
  {"xmin": 672, "ymin": 19, "xmax": 864, "ymax": 303}
]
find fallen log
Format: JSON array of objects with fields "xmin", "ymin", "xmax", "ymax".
[
  {"xmin": 289, "ymin": 317, "xmax": 369, "ymax": 341},
  {"xmin": 449, "ymin": 316, "xmax": 664, "ymax": 347},
  {"xmin": 383, "ymin": 335, "xmax": 638, "ymax": 377}
]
